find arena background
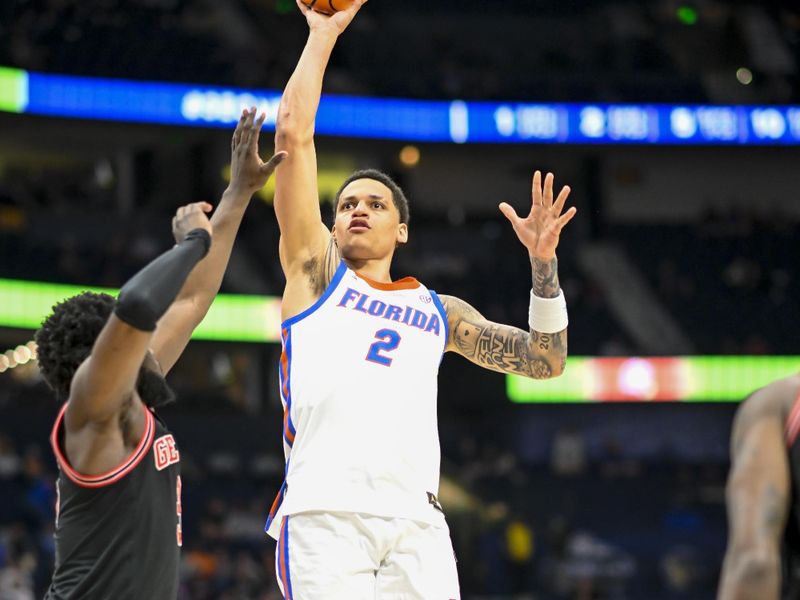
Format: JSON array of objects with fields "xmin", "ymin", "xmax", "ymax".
[{"xmin": 1, "ymin": 1, "xmax": 799, "ymax": 598}]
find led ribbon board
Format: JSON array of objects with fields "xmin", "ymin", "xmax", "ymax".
[
  {"xmin": 507, "ymin": 356, "xmax": 800, "ymax": 403},
  {"xmin": 2, "ymin": 277, "xmax": 798, "ymax": 402},
  {"xmin": 2, "ymin": 66, "xmax": 800, "ymax": 145},
  {"xmin": 0, "ymin": 279, "xmax": 281, "ymax": 342}
]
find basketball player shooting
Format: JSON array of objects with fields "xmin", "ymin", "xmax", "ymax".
[
  {"xmin": 38, "ymin": 109, "xmax": 284, "ymax": 600},
  {"xmin": 718, "ymin": 374, "xmax": 800, "ymax": 600},
  {"xmin": 263, "ymin": 2, "xmax": 576, "ymax": 598}
]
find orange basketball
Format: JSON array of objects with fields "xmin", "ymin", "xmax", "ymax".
[{"xmin": 301, "ymin": 0, "xmax": 355, "ymax": 15}]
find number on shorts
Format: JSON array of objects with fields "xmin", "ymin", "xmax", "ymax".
[{"xmin": 366, "ymin": 329, "xmax": 401, "ymax": 367}]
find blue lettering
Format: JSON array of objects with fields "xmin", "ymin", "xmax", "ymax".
[
  {"xmin": 384, "ymin": 305, "xmax": 403, "ymax": 322},
  {"xmin": 368, "ymin": 300, "xmax": 387, "ymax": 317},
  {"xmin": 411, "ymin": 310, "xmax": 428, "ymax": 330},
  {"xmin": 340, "ymin": 291, "xmax": 441, "ymax": 337},
  {"xmin": 354, "ymin": 294, "xmax": 370, "ymax": 313},
  {"xmin": 424, "ymin": 314, "xmax": 441, "ymax": 336},
  {"xmin": 337, "ymin": 288, "xmax": 360, "ymax": 308}
]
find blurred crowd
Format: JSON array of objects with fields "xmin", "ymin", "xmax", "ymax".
[
  {"xmin": 3, "ymin": 165, "xmax": 797, "ymax": 356},
  {"xmin": 616, "ymin": 208, "xmax": 800, "ymax": 354},
  {"xmin": 0, "ymin": 388, "xmax": 731, "ymax": 600},
  {"xmin": 1, "ymin": 0, "xmax": 798, "ymax": 103}
]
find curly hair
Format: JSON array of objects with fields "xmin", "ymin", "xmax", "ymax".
[
  {"xmin": 333, "ymin": 169, "xmax": 410, "ymax": 225},
  {"xmin": 35, "ymin": 292, "xmax": 115, "ymax": 400}
]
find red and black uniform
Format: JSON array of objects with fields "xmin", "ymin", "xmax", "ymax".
[
  {"xmin": 45, "ymin": 405, "xmax": 182, "ymax": 600},
  {"xmin": 783, "ymin": 396, "xmax": 800, "ymax": 599}
]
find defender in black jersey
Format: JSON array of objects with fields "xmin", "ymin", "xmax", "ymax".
[
  {"xmin": 719, "ymin": 374, "xmax": 800, "ymax": 600},
  {"xmin": 36, "ymin": 109, "xmax": 285, "ymax": 600}
]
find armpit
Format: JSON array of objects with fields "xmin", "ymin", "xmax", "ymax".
[{"xmin": 302, "ymin": 236, "xmax": 340, "ymax": 296}]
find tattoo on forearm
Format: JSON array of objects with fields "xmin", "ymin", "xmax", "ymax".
[
  {"xmin": 761, "ymin": 483, "xmax": 787, "ymax": 538},
  {"xmin": 538, "ymin": 333, "xmax": 550, "ymax": 351},
  {"xmin": 446, "ymin": 296, "xmax": 566, "ymax": 379},
  {"xmin": 532, "ymin": 257, "xmax": 560, "ymax": 299}
]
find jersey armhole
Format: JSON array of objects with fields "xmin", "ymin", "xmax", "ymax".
[
  {"xmin": 282, "ymin": 261, "xmax": 348, "ymax": 329},
  {"xmin": 50, "ymin": 403, "xmax": 156, "ymax": 488},
  {"xmin": 430, "ymin": 290, "xmax": 449, "ymax": 356}
]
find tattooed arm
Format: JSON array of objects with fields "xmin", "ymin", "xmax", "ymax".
[
  {"xmin": 440, "ymin": 257, "xmax": 566, "ymax": 378},
  {"xmin": 718, "ymin": 379, "xmax": 798, "ymax": 600},
  {"xmin": 445, "ymin": 170, "xmax": 575, "ymax": 378}
]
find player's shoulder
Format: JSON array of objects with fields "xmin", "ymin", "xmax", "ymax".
[
  {"xmin": 436, "ymin": 295, "xmax": 480, "ymax": 320},
  {"xmin": 737, "ymin": 374, "xmax": 800, "ymax": 425}
]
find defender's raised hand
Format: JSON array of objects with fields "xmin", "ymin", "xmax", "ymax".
[
  {"xmin": 295, "ymin": 0, "xmax": 368, "ymax": 36},
  {"xmin": 499, "ymin": 171, "xmax": 577, "ymax": 261},
  {"xmin": 229, "ymin": 107, "xmax": 287, "ymax": 196},
  {"xmin": 172, "ymin": 202, "xmax": 213, "ymax": 244}
]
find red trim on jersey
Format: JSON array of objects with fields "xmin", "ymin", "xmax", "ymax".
[
  {"xmin": 785, "ymin": 391, "xmax": 800, "ymax": 446},
  {"xmin": 50, "ymin": 403, "xmax": 156, "ymax": 488},
  {"xmin": 279, "ymin": 517, "xmax": 292, "ymax": 599},
  {"xmin": 283, "ymin": 411, "xmax": 295, "ymax": 445},
  {"xmin": 354, "ymin": 271, "xmax": 420, "ymax": 291},
  {"xmin": 267, "ymin": 485, "xmax": 284, "ymax": 524},
  {"xmin": 280, "ymin": 330, "xmax": 290, "ymax": 401},
  {"xmin": 279, "ymin": 327, "xmax": 295, "ymax": 446}
]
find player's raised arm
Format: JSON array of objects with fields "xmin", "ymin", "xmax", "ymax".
[
  {"xmin": 273, "ymin": 0, "xmax": 367, "ymax": 276},
  {"xmin": 440, "ymin": 171, "xmax": 575, "ymax": 379},
  {"xmin": 718, "ymin": 382, "xmax": 794, "ymax": 600},
  {"xmin": 439, "ymin": 295, "xmax": 565, "ymax": 379},
  {"xmin": 65, "ymin": 206, "xmax": 213, "ymax": 430},
  {"xmin": 149, "ymin": 108, "xmax": 285, "ymax": 374}
]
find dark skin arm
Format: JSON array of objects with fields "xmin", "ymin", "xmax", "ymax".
[
  {"xmin": 718, "ymin": 377, "xmax": 800, "ymax": 600},
  {"xmin": 149, "ymin": 108, "xmax": 285, "ymax": 374},
  {"xmin": 64, "ymin": 206, "xmax": 213, "ymax": 476}
]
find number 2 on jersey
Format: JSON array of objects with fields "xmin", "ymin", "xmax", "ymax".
[{"xmin": 366, "ymin": 329, "xmax": 401, "ymax": 367}]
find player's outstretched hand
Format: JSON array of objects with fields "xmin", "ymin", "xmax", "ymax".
[
  {"xmin": 296, "ymin": 0, "xmax": 368, "ymax": 37},
  {"xmin": 172, "ymin": 202, "xmax": 213, "ymax": 244},
  {"xmin": 229, "ymin": 107, "xmax": 287, "ymax": 196},
  {"xmin": 499, "ymin": 171, "xmax": 577, "ymax": 261}
]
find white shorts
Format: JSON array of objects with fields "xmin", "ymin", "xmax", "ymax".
[{"xmin": 274, "ymin": 511, "xmax": 461, "ymax": 600}]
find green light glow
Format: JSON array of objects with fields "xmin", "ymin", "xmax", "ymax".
[
  {"xmin": 0, "ymin": 67, "xmax": 28, "ymax": 113},
  {"xmin": 2, "ymin": 279, "xmax": 798, "ymax": 402},
  {"xmin": 275, "ymin": 0, "xmax": 294, "ymax": 14},
  {"xmin": 687, "ymin": 356, "xmax": 800, "ymax": 401},
  {"xmin": 508, "ymin": 356, "xmax": 800, "ymax": 403},
  {"xmin": 677, "ymin": 6, "xmax": 699, "ymax": 26},
  {"xmin": 0, "ymin": 279, "xmax": 281, "ymax": 342},
  {"xmin": 507, "ymin": 358, "xmax": 591, "ymax": 403}
]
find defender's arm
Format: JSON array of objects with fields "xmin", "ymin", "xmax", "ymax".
[
  {"xmin": 718, "ymin": 384, "xmax": 793, "ymax": 600},
  {"xmin": 150, "ymin": 110, "xmax": 284, "ymax": 373}
]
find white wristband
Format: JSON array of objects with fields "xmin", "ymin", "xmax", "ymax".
[{"xmin": 529, "ymin": 290, "xmax": 568, "ymax": 333}]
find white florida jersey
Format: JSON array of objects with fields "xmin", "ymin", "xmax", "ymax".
[{"xmin": 266, "ymin": 262, "xmax": 449, "ymax": 539}]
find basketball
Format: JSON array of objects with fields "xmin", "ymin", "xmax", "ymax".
[{"xmin": 301, "ymin": 0, "xmax": 355, "ymax": 15}]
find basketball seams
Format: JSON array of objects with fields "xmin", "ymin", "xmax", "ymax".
[{"xmin": 303, "ymin": 0, "xmax": 349, "ymax": 15}]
